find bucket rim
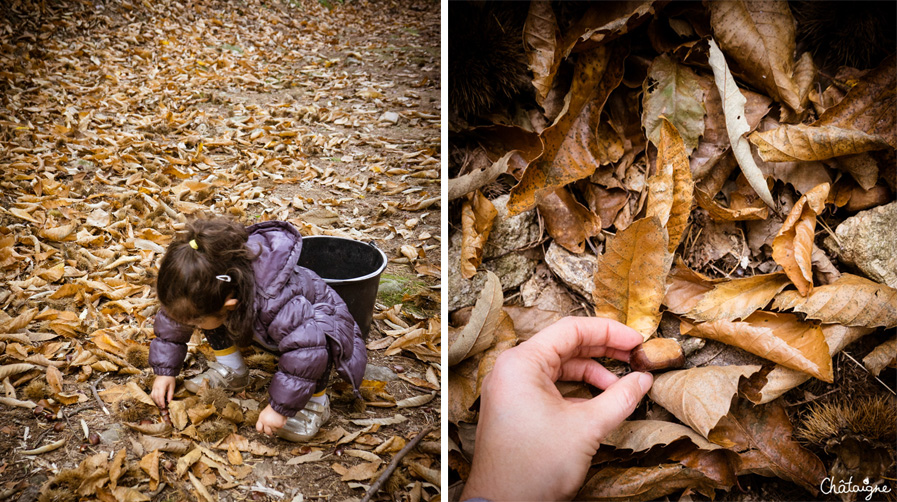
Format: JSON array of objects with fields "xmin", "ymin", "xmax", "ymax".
[{"xmin": 300, "ymin": 235, "xmax": 388, "ymax": 285}]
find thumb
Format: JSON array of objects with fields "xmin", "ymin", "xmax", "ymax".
[{"xmin": 584, "ymin": 371, "xmax": 653, "ymax": 437}]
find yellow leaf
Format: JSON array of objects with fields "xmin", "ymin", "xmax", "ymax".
[
  {"xmin": 773, "ymin": 274, "xmax": 897, "ymax": 328},
  {"xmin": 772, "ymin": 183, "xmax": 829, "ymax": 296},
  {"xmin": 139, "ymin": 450, "xmax": 162, "ymax": 491},
  {"xmin": 460, "ymin": 190, "xmax": 497, "ymax": 279},
  {"xmin": 749, "ymin": 125, "xmax": 890, "ymax": 161},
  {"xmin": 176, "ymin": 447, "xmax": 203, "ymax": 479},
  {"xmin": 537, "ymin": 187, "xmax": 601, "ymax": 254},
  {"xmin": 682, "ymin": 311, "xmax": 833, "ymax": 382},
  {"xmin": 227, "ymin": 442, "xmax": 243, "ymax": 465},
  {"xmin": 687, "ymin": 272, "xmax": 791, "ymax": 322},
  {"xmin": 593, "ymin": 217, "xmax": 672, "ymax": 340},
  {"xmin": 647, "ymin": 118, "xmax": 694, "ymax": 253},
  {"xmin": 38, "ymin": 222, "xmax": 77, "ymax": 241}
]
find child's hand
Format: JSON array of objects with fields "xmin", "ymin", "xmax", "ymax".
[
  {"xmin": 256, "ymin": 404, "xmax": 287, "ymax": 436},
  {"xmin": 151, "ymin": 375, "xmax": 177, "ymax": 409}
]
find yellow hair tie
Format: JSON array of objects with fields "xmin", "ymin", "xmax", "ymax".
[{"xmin": 188, "ymin": 239, "xmax": 198, "ymax": 250}]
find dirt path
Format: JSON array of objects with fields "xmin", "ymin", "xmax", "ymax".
[{"xmin": 0, "ymin": 0, "xmax": 441, "ymax": 500}]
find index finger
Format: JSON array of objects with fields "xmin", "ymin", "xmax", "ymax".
[{"xmin": 520, "ymin": 316, "xmax": 644, "ymax": 363}]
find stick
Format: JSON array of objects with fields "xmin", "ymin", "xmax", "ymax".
[
  {"xmin": 90, "ymin": 374, "xmax": 110, "ymax": 415},
  {"xmin": 360, "ymin": 425, "xmax": 434, "ymax": 502}
]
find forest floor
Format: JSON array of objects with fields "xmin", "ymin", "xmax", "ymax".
[{"xmin": 0, "ymin": 0, "xmax": 441, "ymax": 500}]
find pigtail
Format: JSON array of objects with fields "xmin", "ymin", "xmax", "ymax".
[{"xmin": 157, "ymin": 216, "xmax": 257, "ymax": 346}]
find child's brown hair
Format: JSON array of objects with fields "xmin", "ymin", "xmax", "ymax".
[{"xmin": 156, "ymin": 217, "xmax": 257, "ymax": 346}]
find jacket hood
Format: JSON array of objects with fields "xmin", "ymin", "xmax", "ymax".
[{"xmin": 247, "ymin": 221, "xmax": 303, "ymax": 298}]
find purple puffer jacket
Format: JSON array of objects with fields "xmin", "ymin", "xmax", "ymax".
[{"xmin": 149, "ymin": 221, "xmax": 367, "ymax": 417}]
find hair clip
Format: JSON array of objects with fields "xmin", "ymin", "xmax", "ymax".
[
  {"xmin": 188, "ymin": 239, "xmax": 199, "ymax": 250},
  {"xmin": 216, "ymin": 275, "xmax": 232, "ymax": 282}
]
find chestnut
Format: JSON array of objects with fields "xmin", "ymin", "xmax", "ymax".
[{"xmin": 630, "ymin": 338, "xmax": 685, "ymax": 372}]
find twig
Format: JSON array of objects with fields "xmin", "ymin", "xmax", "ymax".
[
  {"xmin": 90, "ymin": 374, "xmax": 110, "ymax": 415},
  {"xmin": 841, "ymin": 351, "xmax": 897, "ymax": 396},
  {"xmin": 29, "ymin": 427, "xmax": 54, "ymax": 450},
  {"xmin": 786, "ymin": 388, "xmax": 840, "ymax": 407},
  {"xmin": 360, "ymin": 425, "xmax": 434, "ymax": 502}
]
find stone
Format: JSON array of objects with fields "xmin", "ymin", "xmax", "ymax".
[
  {"xmin": 824, "ymin": 201, "xmax": 897, "ymax": 288},
  {"xmin": 449, "ymin": 231, "xmax": 537, "ymax": 310},
  {"xmin": 379, "ymin": 111, "xmax": 400, "ymax": 124},
  {"xmin": 544, "ymin": 241, "xmax": 598, "ymax": 299},
  {"xmin": 100, "ymin": 424, "xmax": 125, "ymax": 444},
  {"xmin": 484, "ymin": 195, "xmax": 541, "ymax": 259},
  {"xmin": 364, "ymin": 364, "xmax": 398, "ymax": 382},
  {"xmin": 520, "ymin": 264, "xmax": 578, "ymax": 314}
]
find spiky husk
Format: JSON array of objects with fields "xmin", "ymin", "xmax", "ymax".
[
  {"xmin": 245, "ymin": 352, "xmax": 278, "ymax": 372},
  {"xmin": 792, "ymin": 1, "xmax": 897, "ymax": 70},
  {"xmin": 23, "ymin": 379, "xmax": 51, "ymax": 400},
  {"xmin": 798, "ymin": 395, "xmax": 897, "ymax": 446},
  {"xmin": 115, "ymin": 395, "xmax": 156, "ymax": 422},
  {"xmin": 195, "ymin": 419, "xmax": 233, "ymax": 443},
  {"xmin": 197, "ymin": 386, "xmax": 230, "ymax": 410},
  {"xmin": 125, "ymin": 344, "xmax": 149, "ymax": 368}
]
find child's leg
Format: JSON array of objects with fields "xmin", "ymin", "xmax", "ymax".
[
  {"xmin": 308, "ymin": 361, "xmax": 331, "ymax": 404},
  {"xmin": 205, "ymin": 326, "xmax": 247, "ymax": 374}
]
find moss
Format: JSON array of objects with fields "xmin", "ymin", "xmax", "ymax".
[{"xmin": 377, "ymin": 273, "xmax": 428, "ymax": 308}]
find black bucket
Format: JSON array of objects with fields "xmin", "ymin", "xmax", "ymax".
[{"xmin": 297, "ymin": 236, "xmax": 387, "ymax": 338}]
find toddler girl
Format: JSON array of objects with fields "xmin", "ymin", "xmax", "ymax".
[{"xmin": 148, "ymin": 217, "xmax": 367, "ymax": 441}]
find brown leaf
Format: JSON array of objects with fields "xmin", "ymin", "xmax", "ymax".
[
  {"xmin": 641, "ymin": 56, "xmax": 705, "ymax": 154},
  {"xmin": 578, "ymin": 463, "xmax": 721, "ymax": 501},
  {"xmin": 695, "ymin": 187, "xmax": 769, "ymax": 221},
  {"xmin": 176, "ymin": 448, "xmax": 202, "ymax": 479},
  {"xmin": 863, "ymin": 335, "xmax": 897, "ymax": 377},
  {"xmin": 663, "ymin": 258, "xmax": 722, "ymax": 315},
  {"xmin": 749, "ymin": 125, "xmax": 890, "ymax": 162},
  {"xmin": 109, "ymin": 449, "xmax": 127, "ymax": 489},
  {"xmin": 593, "ymin": 217, "xmax": 672, "ymax": 339},
  {"xmin": 560, "ymin": 1, "xmax": 654, "ymax": 56},
  {"xmin": 708, "ymin": 398, "xmax": 826, "ymax": 494},
  {"xmin": 460, "ymin": 190, "xmax": 497, "ymax": 279},
  {"xmin": 475, "ymin": 311, "xmax": 517, "ymax": 399},
  {"xmin": 646, "ymin": 118, "xmax": 694, "ymax": 253},
  {"xmin": 448, "ymin": 354, "xmax": 479, "ymax": 426},
  {"xmin": 743, "ymin": 325, "xmax": 872, "ymax": 404},
  {"xmin": 538, "ymin": 187, "xmax": 601, "ymax": 254},
  {"xmin": 772, "ymin": 274, "xmax": 897, "ymax": 328},
  {"xmin": 508, "ymin": 42, "xmax": 626, "ymax": 215},
  {"xmin": 772, "ymin": 183, "xmax": 829, "ymax": 296},
  {"xmin": 683, "ymin": 311, "xmax": 832, "ymax": 382},
  {"xmin": 448, "ymin": 271, "xmax": 502, "ymax": 366},
  {"xmin": 139, "ymin": 450, "xmax": 161, "ymax": 491},
  {"xmin": 709, "ymin": 1, "xmax": 802, "ymax": 112},
  {"xmin": 502, "ymin": 305, "xmax": 564, "ymax": 342},
  {"xmin": 815, "ymin": 54, "xmax": 896, "ymax": 149},
  {"xmin": 524, "ymin": 1, "xmax": 561, "ymax": 107},
  {"xmin": 687, "ymin": 272, "xmax": 791, "ymax": 322},
  {"xmin": 602, "ymin": 420, "xmax": 722, "ymax": 452},
  {"xmin": 648, "ymin": 365, "xmax": 761, "ymax": 438}
]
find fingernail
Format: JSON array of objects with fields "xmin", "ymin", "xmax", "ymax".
[{"xmin": 637, "ymin": 372, "xmax": 653, "ymax": 393}]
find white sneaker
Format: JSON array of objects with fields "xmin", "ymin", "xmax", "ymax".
[
  {"xmin": 275, "ymin": 395, "xmax": 331, "ymax": 442},
  {"xmin": 184, "ymin": 361, "xmax": 249, "ymax": 393}
]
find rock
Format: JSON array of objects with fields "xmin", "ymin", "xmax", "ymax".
[
  {"xmin": 364, "ymin": 364, "xmax": 398, "ymax": 382},
  {"xmin": 379, "ymin": 111, "xmax": 400, "ymax": 124},
  {"xmin": 520, "ymin": 264, "xmax": 578, "ymax": 314},
  {"xmin": 484, "ymin": 195, "xmax": 540, "ymax": 259},
  {"xmin": 100, "ymin": 424, "xmax": 125, "ymax": 444},
  {"xmin": 544, "ymin": 241, "xmax": 598, "ymax": 299},
  {"xmin": 824, "ymin": 201, "xmax": 897, "ymax": 288},
  {"xmin": 449, "ymin": 231, "xmax": 537, "ymax": 310}
]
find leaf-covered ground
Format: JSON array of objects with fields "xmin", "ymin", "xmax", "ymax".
[
  {"xmin": 448, "ymin": 2, "xmax": 895, "ymax": 501},
  {"xmin": 0, "ymin": 0, "xmax": 441, "ymax": 500}
]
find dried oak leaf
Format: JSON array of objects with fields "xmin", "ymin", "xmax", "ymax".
[
  {"xmin": 772, "ymin": 274, "xmax": 897, "ymax": 328},
  {"xmin": 682, "ymin": 311, "xmax": 833, "ymax": 382},
  {"xmin": 460, "ymin": 190, "xmax": 497, "ymax": 279},
  {"xmin": 645, "ymin": 118, "xmax": 694, "ymax": 253},
  {"xmin": 648, "ymin": 364, "xmax": 762, "ymax": 438},
  {"xmin": 508, "ymin": 42, "xmax": 626, "ymax": 215},
  {"xmin": 593, "ymin": 216, "xmax": 672, "ymax": 340},
  {"xmin": 708, "ymin": 398, "xmax": 826, "ymax": 495},
  {"xmin": 537, "ymin": 187, "xmax": 602, "ymax": 254},
  {"xmin": 772, "ymin": 182, "xmax": 829, "ymax": 296},
  {"xmin": 687, "ymin": 272, "xmax": 791, "ymax": 322}
]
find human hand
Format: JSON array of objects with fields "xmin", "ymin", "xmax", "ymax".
[
  {"xmin": 151, "ymin": 375, "xmax": 177, "ymax": 410},
  {"xmin": 460, "ymin": 316, "xmax": 654, "ymax": 502},
  {"xmin": 256, "ymin": 404, "xmax": 287, "ymax": 436}
]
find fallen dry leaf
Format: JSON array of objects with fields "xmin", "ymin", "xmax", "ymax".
[
  {"xmin": 448, "ymin": 271, "xmax": 503, "ymax": 366},
  {"xmin": 772, "ymin": 182, "xmax": 830, "ymax": 296},
  {"xmin": 687, "ymin": 272, "xmax": 791, "ymax": 322},
  {"xmin": 772, "ymin": 274, "xmax": 897, "ymax": 328},
  {"xmin": 578, "ymin": 463, "xmax": 723, "ymax": 501},
  {"xmin": 602, "ymin": 420, "xmax": 722, "ymax": 452},
  {"xmin": 682, "ymin": 311, "xmax": 833, "ymax": 382},
  {"xmin": 749, "ymin": 125, "xmax": 891, "ymax": 162},
  {"xmin": 537, "ymin": 187, "xmax": 602, "ymax": 254},
  {"xmin": 646, "ymin": 118, "xmax": 694, "ymax": 253},
  {"xmin": 524, "ymin": 1, "xmax": 561, "ymax": 107},
  {"xmin": 641, "ymin": 55, "xmax": 705, "ymax": 155},
  {"xmin": 460, "ymin": 190, "xmax": 498, "ymax": 279},
  {"xmin": 593, "ymin": 216, "xmax": 672, "ymax": 339},
  {"xmin": 862, "ymin": 335, "xmax": 897, "ymax": 377},
  {"xmin": 648, "ymin": 365, "xmax": 762, "ymax": 438}
]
